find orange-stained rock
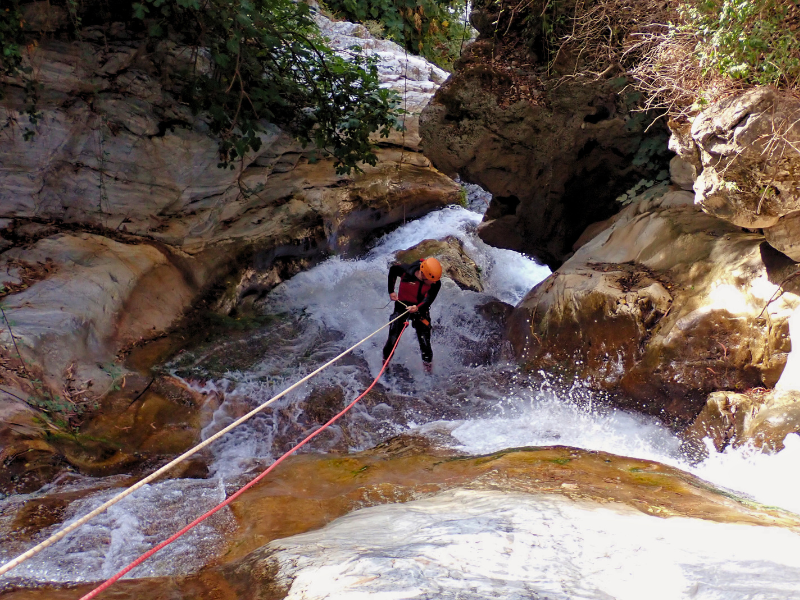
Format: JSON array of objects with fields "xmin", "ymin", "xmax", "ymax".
[{"xmin": 4, "ymin": 442, "xmax": 799, "ymax": 600}]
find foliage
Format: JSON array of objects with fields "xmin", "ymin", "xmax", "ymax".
[
  {"xmin": 3, "ymin": 0, "xmax": 403, "ymax": 174},
  {"xmin": 133, "ymin": 0, "xmax": 403, "ymax": 173},
  {"xmin": 677, "ymin": 0, "xmax": 800, "ymax": 88},
  {"xmin": 0, "ymin": 1, "xmax": 25, "ymax": 76},
  {"xmin": 325, "ymin": 0, "xmax": 472, "ymax": 70}
]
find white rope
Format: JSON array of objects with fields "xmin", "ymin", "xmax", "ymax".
[{"xmin": 0, "ymin": 309, "xmax": 409, "ymax": 577}]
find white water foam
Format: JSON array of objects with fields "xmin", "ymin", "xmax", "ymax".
[
  {"xmin": 0, "ymin": 478, "xmax": 233, "ymax": 586},
  {"xmin": 269, "ymin": 489, "xmax": 800, "ymax": 600},
  {"xmin": 424, "ymin": 387, "xmax": 800, "ymax": 515},
  {"xmin": 5, "ymin": 201, "xmax": 800, "ymax": 590}
]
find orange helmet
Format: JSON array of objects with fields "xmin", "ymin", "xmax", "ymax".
[{"xmin": 419, "ymin": 257, "xmax": 442, "ymax": 282}]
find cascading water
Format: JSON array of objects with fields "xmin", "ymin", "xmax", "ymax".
[{"xmin": 2, "ymin": 198, "xmax": 800, "ymax": 598}]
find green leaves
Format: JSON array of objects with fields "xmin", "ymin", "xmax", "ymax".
[
  {"xmin": 0, "ymin": 0, "xmax": 25, "ymax": 77},
  {"xmin": 678, "ymin": 0, "xmax": 800, "ymax": 88},
  {"xmin": 131, "ymin": 0, "xmax": 402, "ymax": 173},
  {"xmin": 325, "ymin": 0, "xmax": 472, "ymax": 70}
]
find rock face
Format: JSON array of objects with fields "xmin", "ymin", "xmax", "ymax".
[
  {"xmin": 0, "ymin": 232, "xmax": 203, "ymax": 393},
  {"xmin": 0, "ymin": 10, "xmax": 459, "ymax": 482},
  {"xmin": 420, "ymin": 26, "xmax": 671, "ymax": 268},
  {"xmin": 684, "ymin": 388, "xmax": 800, "ymax": 455},
  {"xmin": 671, "ymin": 87, "xmax": 800, "ymax": 261},
  {"xmin": 506, "ymin": 186, "xmax": 800, "ymax": 421},
  {"xmin": 0, "ymin": 16, "xmax": 458, "ymax": 256}
]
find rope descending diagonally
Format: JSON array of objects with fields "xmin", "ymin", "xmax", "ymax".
[
  {"xmin": 0, "ymin": 310, "xmax": 410, "ymax": 579},
  {"xmin": 79, "ymin": 321, "xmax": 409, "ymax": 600}
]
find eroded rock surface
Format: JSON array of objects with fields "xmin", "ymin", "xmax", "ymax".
[
  {"xmin": 420, "ymin": 7, "xmax": 670, "ymax": 268},
  {"xmin": 507, "ymin": 186, "xmax": 800, "ymax": 421},
  {"xmin": 3, "ymin": 443, "xmax": 798, "ymax": 600},
  {"xmin": 0, "ymin": 10, "xmax": 460, "ymax": 484},
  {"xmin": 685, "ymin": 388, "xmax": 800, "ymax": 455},
  {"xmin": 0, "ymin": 14, "xmax": 458, "ymax": 255},
  {"xmin": 671, "ymin": 87, "xmax": 800, "ymax": 262}
]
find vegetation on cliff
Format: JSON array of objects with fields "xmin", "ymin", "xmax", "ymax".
[
  {"xmin": 1, "ymin": 0, "xmax": 402, "ymax": 173},
  {"xmin": 323, "ymin": 0, "xmax": 472, "ymax": 70},
  {"xmin": 472, "ymin": 0, "xmax": 799, "ymax": 116}
]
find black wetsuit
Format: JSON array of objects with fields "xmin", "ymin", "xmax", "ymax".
[{"xmin": 382, "ymin": 260, "xmax": 441, "ymax": 363}]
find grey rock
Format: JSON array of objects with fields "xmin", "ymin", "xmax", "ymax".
[
  {"xmin": 688, "ymin": 87, "xmax": 800, "ymax": 229},
  {"xmin": 669, "ymin": 156, "xmax": 697, "ymax": 191}
]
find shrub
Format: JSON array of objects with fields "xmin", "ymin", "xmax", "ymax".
[
  {"xmin": 679, "ymin": 0, "xmax": 800, "ymax": 88},
  {"xmin": 324, "ymin": 0, "xmax": 473, "ymax": 70}
]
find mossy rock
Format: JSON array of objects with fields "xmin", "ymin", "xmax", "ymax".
[{"xmin": 395, "ymin": 236, "xmax": 483, "ymax": 292}]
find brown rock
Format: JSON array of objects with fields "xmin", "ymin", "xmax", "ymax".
[
  {"xmin": 685, "ymin": 389, "xmax": 800, "ymax": 455},
  {"xmin": 507, "ymin": 188, "xmax": 800, "ymax": 422},
  {"xmin": 395, "ymin": 236, "xmax": 483, "ymax": 292},
  {"xmin": 420, "ymin": 41, "xmax": 671, "ymax": 268}
]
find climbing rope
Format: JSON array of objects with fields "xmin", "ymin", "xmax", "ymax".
[
  {"xmin": 0, "ymin": 310, "xmax": 410, "ymax": 579},
  {"xmin": 78, "ymin": 321, "xmax": 409, "ymax": 600}
]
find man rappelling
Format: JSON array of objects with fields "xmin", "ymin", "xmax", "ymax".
[{"xmin": 382, "ymin": 257, "xmax": 443, "ymax": 373}]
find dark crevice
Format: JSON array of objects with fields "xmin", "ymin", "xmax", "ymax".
[{"xmin": 584, "ymin": 106, "xmax": 611, "ymax": 124}]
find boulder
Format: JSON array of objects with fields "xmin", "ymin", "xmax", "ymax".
[
  {"xmin": 669, "ymin": 156, "xmax": 697, "ymax": 191},
  {"xmin": 395, "ymin": 236, "xmax": 483, "ymax": 292},
  {"xmin": 420, "ymin": 37, "xmax": 671, "ymax": 268},
  {"xmin": 764, "ymin": 211, "xmax": 800, "ymax": 262},
  {"xmin": 685, "ymin": 389, "xmax": 800, "ymax": 454},
  {"xmin": 507, "ymin": 187, "xmax": 800, "ymax": 421},
  {"xmin": 673, "ymin": 88, "xmax": 800, "ymax": 239}
]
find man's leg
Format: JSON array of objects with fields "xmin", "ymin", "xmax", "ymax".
[
  {"xmin": 412, "ymin": 315, "xmax": 433, "ymax": 369},
  {"xmin": 382, "ymin": 311, "xmax": 407, "ymax": 361}
]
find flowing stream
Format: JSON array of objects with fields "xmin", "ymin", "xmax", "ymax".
[{"xmin": 2, "ymin": 199, "xmax": 800, "ymax": 597}]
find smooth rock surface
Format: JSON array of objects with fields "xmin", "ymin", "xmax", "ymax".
[{"xmin": 0, "ymin": 233, "xmax": 200, "ymax": 392}]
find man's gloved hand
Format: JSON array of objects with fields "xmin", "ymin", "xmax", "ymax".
[
  {"xmin": 408, "ymin": 305, "xmax": 418, "ymax": 313},
  {"xmin": 390, "ymin": 293, "xmax": 398, "ymax": 301}
]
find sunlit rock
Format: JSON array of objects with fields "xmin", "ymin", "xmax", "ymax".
[
  {"xmin": 764, "ymin": 210, "xmax": 800, "ymax": 262},
  {"xmin": 685, "ymin": 386, "xmax": 800, "ymax": 456},
  {"xmin": 675, "ymin": 88, "xmax": 800, "ymax": 238},
  {"xmin": 507, "ymin": 187, "xmax": 800, "ymax": 421}
]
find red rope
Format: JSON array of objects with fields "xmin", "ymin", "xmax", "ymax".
[{"xmin": 79, "ymin": 322, "xmax": 409, "ymax": 600}]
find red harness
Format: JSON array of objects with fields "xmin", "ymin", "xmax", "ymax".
[{"xmin": 398, "ymin": 278, "xmax": 431, "ymax": 305}]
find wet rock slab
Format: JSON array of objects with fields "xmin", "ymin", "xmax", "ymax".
[{"xmin": 3, "ymin": 443, "xmax": 798, "ymax": 600}]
